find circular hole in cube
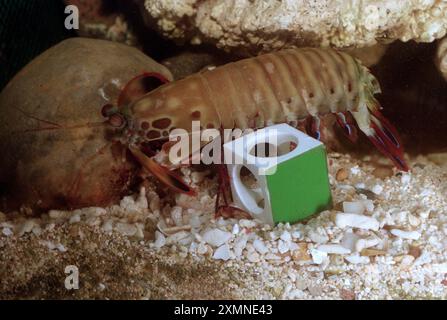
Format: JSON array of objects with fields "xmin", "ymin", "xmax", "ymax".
[
  {"xmin": 240, "ymin": 166, "xmax": 265, "ymax": 211},
  {"xmin": 249, "ymin": 139, "xmax": 298, "ymax": 158}
]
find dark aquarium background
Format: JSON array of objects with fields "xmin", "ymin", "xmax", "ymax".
[{"xmin": 0, "ymin": 0, "xmax": 75, "ymax": 90}]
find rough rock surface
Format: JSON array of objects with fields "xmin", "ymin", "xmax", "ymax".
[
  {"xmin": 437, "ymin": 37, "xmax": 447, "ymax": 81},
  {"xmin": 0, "ymin": 38, "xmax": 173, "ymax": 212},
  {"xmin": 144, "ymin": 0, "xmax": 447, "ymax": 55}
]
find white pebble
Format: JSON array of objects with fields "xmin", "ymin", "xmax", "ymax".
[
  {"xmin": 239, "ymin": 219, "xmax": 256, "ymax": 228},
  {"xmin": 350, "ymin": 166, "xmax": 360, "ymax": 175},
  {"xmin": 343, "ymin": 201, "xmax": 365, "ymax": 214},
  {"xmin": 120, "ymin": 196, "xmax": 139, "ymax": 212},
  {"xmin": 341, "ymin": 232, "xmax": 360, "ymax": 252},
  {"xmin": 167, "ymin": 231, "xmax": 190, "ymax": 244},
  {"xmin": 18, "ymin": 220, "xmax": 35, "ymax": 236},
  {"xmin": 408, "ymin": 214, "xmax": 421, "ymax": 227},
  {"xmin": 115, "ymin": 222, "xmax": 137, "ymax": 237},
  {"xmin": 69, "ymin": 214, "xmax": 81, "ymax": 224},
  {"xmin": 278, "ymin": 240, "xmax": 290, "ymax": 254},
  {"xmin": 233, "ymin": 236, "xmax": 248, "ymax": 257},
  {"xmin": 136, "ymin": 188, "xmax": 148, "ymax": 209},
  {"xmin": 135, "ymin": 224, "xmax": 145, "ymax": 239},
  {"xmin": 316, "ymin": 244, "xmax": 351, "ymax": 254},
  {"xmin": 280, "ymin": 231, "xmax": 292, "ymax": 242},
  {"xmin": 86, "ymin": 216, "xmax": 100, "ymax": 227},
  {"xmin": 308, "ymin": 230, "xmax": 329, "ymax": 244},
  {"xmin": 400, "ymin": 255, "xmax": 415, "ymax": 268},
  {"xmin": 101, "ymin": 219, "xmax": 114, "ymax": 233},
  {"xmin": 265, "ymin": 253, "xmax": 280, "ymax": 260},
  {"xmin": 253, "ymin": 239, "xmax": 269, "ymax": 255},
  {"xmin": 291, "ymin": 230, "xmax": 301, "ymax": 239},
  {"xmin": 401, "ymin": 174, "xmax": 411, "ymax": 184},
  {"xmin": 189, "ymin": 214, "xmax": 202, "ymax": 228},
  {"xmin": 390, "ymin": 229, "xmax": 421, "ymax": 240},
  {"xmin": 355, "ymin": 183, "xmax": 365, "ymax": 189},
  {"xmin": 170, "ymin": 206, "xmax": 183, "ymax": 226},
  {"xmin": 83, "ymin": 207, "xmax": 107, "ymax": 217},
  {"xmin": 2, "ymin": 227, "xmax": 13, "ymax": 237},
  {"xmin": 268, "ymin": 231, "xmax": 280, "ymax": 241},
  {"xmin": 289, "ymin": 242, "xmax": 299, "ymax": 251},
  {"xmin": 372, "ymin": 184, "xmax": 383, "ymax": 195},
  {"xmin": 49, "ymin": 210, "xmax": 66, "ymax": 219},
  {"xmin": 310, "ymin": 248, "xmax": 327, "ymax": 264},
  {"xmin": 154, "ymin": 231, "xmax": 166, "ymax": 248},
  {"xmin": 418, "ymin": 210, "xmax": 430, "ymax": 219},
  {"xmin": 432, "ymin": 263, "xmax": 447, "ymax": 273},
  {"xmin": 189, "ymin": 242, "xmax": 198, "ymax": 253},
  {"xmin": 56, "ymin": 244, "xmax": 67, "ymax": 253},
  {"xmin": 32, "ymin": 225, "xmax": 42, "ymax": 236},
  {"xmin": 213, "ymin": 244, "xmax": 231, "ymax": 261},
  {"xmin": 345, "ymin": 254, "xmax": 370, "ymax": 264},
  {"xmin": 392, "ymin": 211, "xmax": 408, "ymax": 224},
  {"xmin": 335, "ymin": 213, "xmax": 379, "ymax": 231},
  {"xmin": 363, "ymin": 200, "xmax": 374, "ymax": 212},
  {"xmin": 355, "ymin": 237, "xmax": 380, "ymax": 252},
  {"xmin": 202, "ymin": 228, "xmax": 232, "ymax": 247},
  {"xmin": 232, "ymin": 224, "xmax": 240, "ymax": 235}
]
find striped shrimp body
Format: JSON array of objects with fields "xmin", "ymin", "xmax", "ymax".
[{"xmin": 104, "ymin": 48, "xmax": 408, "ymax": 195}]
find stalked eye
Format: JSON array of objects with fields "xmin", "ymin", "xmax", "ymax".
[
  {"xmin": 101, "ymin": 104, "xmax": 115, "ymax": 117},
  {"xmin": 108, "ymin": 114, "xmax": 126, "ymax": 128}
]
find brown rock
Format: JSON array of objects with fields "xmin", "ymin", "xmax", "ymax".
[
  {"xmin": 408, "ymin": 245, "xmax": 422, "ymax": 259},
  {"xmin": 0, "ymin": 38, "xmax": 173, "ymax": 213},
  {"xmin": 335, "ymin": 168, "xmax": 349, "ymax": 181},
  {"xmin": 372, "ymin": 166, "xmax": 394, "ymax": 179},
  {"xmin": 291, "ymin": 243, "xmax": 311, "ymax": 262}
]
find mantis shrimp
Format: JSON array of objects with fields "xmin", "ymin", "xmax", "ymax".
[{"xmin": 102, "ymin": 47, "xmax": 408, "ymax": 198}]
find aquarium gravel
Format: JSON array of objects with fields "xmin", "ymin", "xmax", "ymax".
[{"xmin": 0, "ymin": 153, "xmax": 446, "ymax": 299}]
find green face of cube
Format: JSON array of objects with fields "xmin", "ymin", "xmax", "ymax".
[{"xmin": 266, "ymin": 145, "xmax": 332, "ymax": 223}]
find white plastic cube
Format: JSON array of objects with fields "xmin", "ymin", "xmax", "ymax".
[{"xmin": 223, "ymin": 124, "xmax": 332, "ymax": 226}]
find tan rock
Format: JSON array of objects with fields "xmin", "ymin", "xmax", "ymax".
[
  {"xmin": 360, "ymin": 248, "xmax": 387, "ymax": 256},
  {"xmin": 0, "ymin": 38, "xmax": 173, "ymax": 213},
  {"xmin": 372, "ymin": 166, "xmax": 394, "ymax": 179}
]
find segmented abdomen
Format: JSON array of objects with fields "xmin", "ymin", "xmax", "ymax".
[{"xmin": 130, "ymin": 48, "xmax": 369, "ymax": 140}]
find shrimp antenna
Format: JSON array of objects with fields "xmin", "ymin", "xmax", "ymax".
[{"xmin": 13, "ymin": 106, "xmax": 108, "ymax": 134}]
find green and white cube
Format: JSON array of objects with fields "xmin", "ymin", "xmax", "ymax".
[{"xmin": 223, "ymin": 124, "xmax": 332, "ymax": 226}]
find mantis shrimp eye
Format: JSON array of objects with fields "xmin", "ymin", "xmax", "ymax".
[
  {"xmin": 108, "ymin": 114, "xmax": 126, "ymax": 129},
  {"xmin": 101, "ymin": 104, "xmax": 115, "ymax": 117}
]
